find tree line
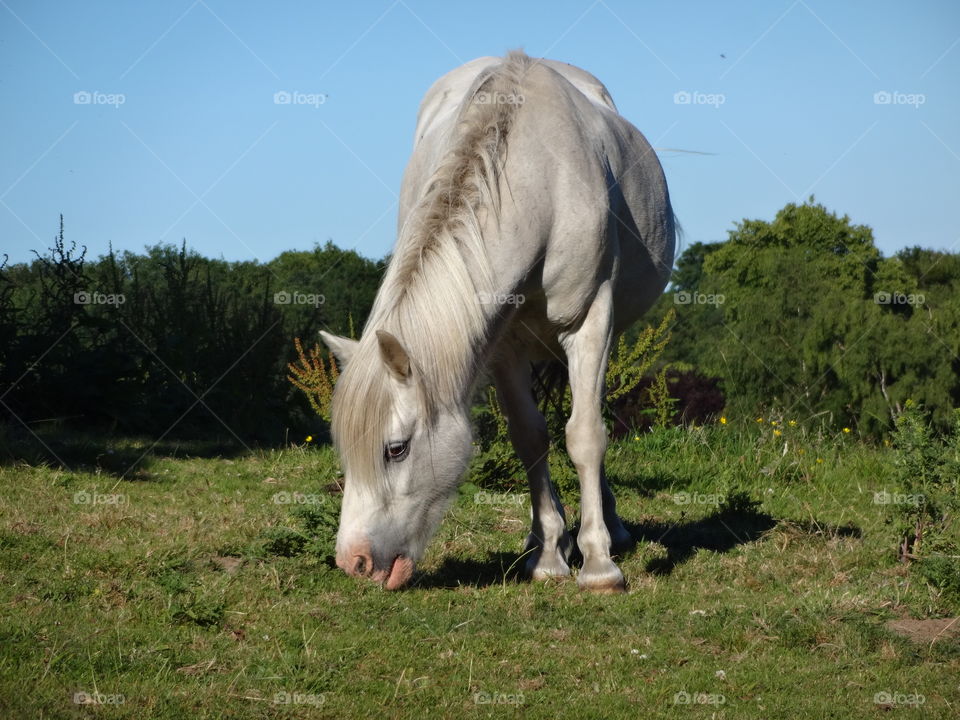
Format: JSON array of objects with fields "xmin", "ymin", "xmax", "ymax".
[
  {"xmin": 1, "ymin": 200, "xmax": 957, "ymax": 446},
  {"xmin": 645, "ymin": 198, "xmax": 960, "ymax": 434},
  {"xmin": 0, "ymin": 218, "xmax": 383, "ymax": 444}
]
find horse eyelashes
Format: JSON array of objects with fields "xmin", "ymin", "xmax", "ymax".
[{"xmin": 385, "ymin": 440, "xmax": 410, "ymax": 462}]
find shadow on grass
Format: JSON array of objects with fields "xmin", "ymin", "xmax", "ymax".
[
  {"xmin": 0, "ymin": 425, "xmax": 254, "ymax": 478},
  {"xmin": 413, "ymin": 551, "xmax": 526, "ymax": 590},
  {"xmin": 606, "ymin": 471, "xmax": 677, "ymax": 497},
  {"xmin": 625, "ymin": 508, "xmax": 778, "ymax": 575},
  {"xmin": 626, "ymin": 511, "xmax": 862, "ymax": 576},
  {"xmin": 414, "ymin": 503, "xmax": 865, "ymax": 587},
  {"xmin": 409, "ymin": 508, "xmax": 866, "ymax": 590},
  {"xmin": 777, "ymin": 518, "xmax": 862, "ymax": 539}
]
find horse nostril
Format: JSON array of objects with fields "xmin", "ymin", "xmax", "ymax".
[
  {"xmin": 337, "ymin": 544, "xmax": 374, "ymax": 578},
  {"xmin": 353, "ymin": 553, "xmax": 371, "ymax": 576}
]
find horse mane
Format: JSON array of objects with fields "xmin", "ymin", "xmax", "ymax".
[{"xmin": 331, "ymin": 51, "xmax": 534, "ymax": 484}]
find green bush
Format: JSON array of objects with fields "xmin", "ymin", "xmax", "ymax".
[{"xmin": 890, "ymin": 401, "xmax": 960, "ymax": 605}]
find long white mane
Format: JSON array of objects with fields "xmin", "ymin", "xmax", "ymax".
[{"xmin": 331, "ymin": 51, "xmax": 535, "ymax": 484}]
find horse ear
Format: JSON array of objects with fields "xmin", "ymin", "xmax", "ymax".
[
  {"xmin": 375, "ymin": 330, "xmax": 410, "ymax": 382},
  {"xmin": 319, "ymin": 331, "xmax": 358, "ymax": 367}
]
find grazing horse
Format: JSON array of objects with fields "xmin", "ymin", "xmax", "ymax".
[{"xmin": 320, "ymin": 51, "xmax": 675, "ymax": 592}]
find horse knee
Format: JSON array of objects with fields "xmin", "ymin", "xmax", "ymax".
[{"xmin": 564, "ymin": 412, "xmax": 606, "ymax": 470}]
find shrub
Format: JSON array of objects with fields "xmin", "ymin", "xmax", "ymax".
[
  {"xmin": 287, "ymin": 337, "xmax": 339, "ymax": 422},
  {"xmin": 890, "ymin": 401, "xmax": 960, "ymax": 605}
]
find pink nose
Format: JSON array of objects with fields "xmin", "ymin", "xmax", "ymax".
[
  {"xmin": 336, "ymin": 545, "xmax": 374, "ymax": 578},
  {"xmin": 335, "ymin": 541, "xmax": 415, "ymax": 589}
]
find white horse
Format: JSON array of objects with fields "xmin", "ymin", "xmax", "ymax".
[{"xmin": 320, "ymin": 51, "xmax": 675, "ymax": 592}]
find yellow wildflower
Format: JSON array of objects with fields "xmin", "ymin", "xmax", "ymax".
[
  {"xmin": 773, "ymin": 429, "xmax": 782, "ymax": 437},
  {"xmin": 842, "ymin": 427, "xmax": 851, "ymax": 434},
  {"xmin": 305, "ymin": 435, "xmax": 313, "ymax": 443},
  {"xmin": 720, "ymin": 416, "xmax": 727, "ymax": 425}
]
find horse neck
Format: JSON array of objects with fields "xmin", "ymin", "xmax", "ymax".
[{"xmin": 370, "ymin": 252, "xmax": 503, "ymax": 410}]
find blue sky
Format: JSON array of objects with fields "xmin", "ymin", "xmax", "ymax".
[{"xmin": 1, "ymin": 0, "xmax": 958, "ymax": 266}]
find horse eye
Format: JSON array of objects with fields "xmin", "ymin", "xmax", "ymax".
[{"xmin": 384, "ymin": 440, "xmax": 410, "ymax": 462}]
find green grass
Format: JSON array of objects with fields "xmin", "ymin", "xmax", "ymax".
[{"xmin": 0, "ymin": 425, "xmax": 958, "ymax": 719}]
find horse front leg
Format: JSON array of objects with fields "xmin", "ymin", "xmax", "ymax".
[
  {"xmin": 560, "ymin": 281, "xmax": 628, "ymax": 593},
  {"xmin": 492, "ymin": 355, "xmax": 574, "ymax": 580}
]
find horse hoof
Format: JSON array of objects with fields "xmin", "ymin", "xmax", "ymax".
[
  {"xmin": 526, "ymin": 551, "xmax": 571, "ymax": 580},
  {"xmin": 577, "ymin": 562, "xmax": 626, "ymax": 593},
  {"xmin": 579, "ymin": 577, "xmax": 627, "ymax": 594}
]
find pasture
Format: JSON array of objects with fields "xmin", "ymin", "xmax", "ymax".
[
  {"xmin": 2, "ymin": 425, "xmax": 957, "ymax": 718},
  {"xmin": 4, "ymin": 6, "xmax": 959, "ymax": 720}
]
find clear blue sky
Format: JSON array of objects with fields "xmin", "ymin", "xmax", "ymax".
[{"xmin": 2, "ymin": 0, "xmax": 958, "ymax": 266}]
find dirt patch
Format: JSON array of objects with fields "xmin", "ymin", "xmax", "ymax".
[
  {"xmin": 176, "ymin": 658, "xmax": 218, "ymax": 675},
  {"xmin": 211, "ymin": 556, "xmax": 243, "ymax": 574},
  {"xmin": 9, "ymin": 521, "xmax": 42, "ymax": 535},
  {"xmin": 886, "ymin": 617, "xmax": 960, "ymax": 644}
]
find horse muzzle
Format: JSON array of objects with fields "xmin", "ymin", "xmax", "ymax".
[{"xmin": 336, "ymin": 540, "xmax": 415, "ymax": 590}]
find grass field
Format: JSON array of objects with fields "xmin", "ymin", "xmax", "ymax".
[{"xmin": 1, "ymin": 424, "xmax": 958, "ymax": 719}]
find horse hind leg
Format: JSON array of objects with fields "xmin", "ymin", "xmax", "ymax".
[
  {"xmin": 601, "ymin": 469, "xmax": 636, "ymax": 555},
  {"xmin": 492, "ymin": 356, "xmax": 574, "ymax": 580},
  {"xmin": 560, "ymin": 280, "xmax": 628, "ymax": 593}
]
